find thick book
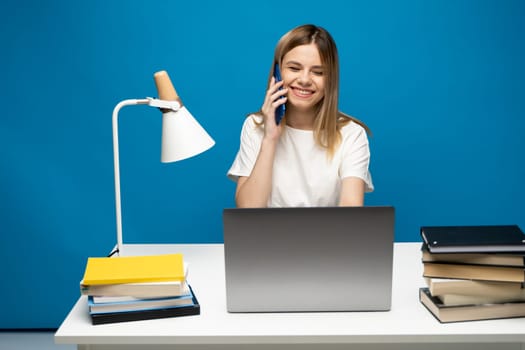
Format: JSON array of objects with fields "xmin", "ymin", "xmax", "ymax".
[
  {"xmin": 420, "ymin": 225, "xmax": 525, "ymax": 253},
  {"xmin": 81, "ymin": 281, "xmax": 190, "ymax": 299},
  {"xmin": 438, "ymin": 292, "xmax": 525, "ymax": 306},
  {"xmin": 89, "ymin": 286, "xmax": 200, "ymax": 325},
  {"xmin": 88, "ymin": 293, "xmax": 194, "ymax": 313},
  {"xmin": 423, "ymin": 262, "xmax": 525, "ymax": 283},
  {"xmin": 421, "ymin": 243, "xmax": 525, "ymax": 267},
  {"xmin": 80, "ymin": 264, "xmax": 189, "ymax": 298},
  {"xmin": 82, "ymin": 253, "xmax": 185, "ymax": 285},
  {"xmin": 424, "ymin": 277, "xmax": 525, "ymax": 297},
  {"xmin": 419, "ymin": 287, "xmax": 525, "ymax": 323}
]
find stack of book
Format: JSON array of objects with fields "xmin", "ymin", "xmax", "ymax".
[
  {"xmin": 80, "ymin": 253, "xmax": 200, "ymax": 325},
  {"xmin": 418, "ymin": 225, "xmax": 525, "ymax": 323}
]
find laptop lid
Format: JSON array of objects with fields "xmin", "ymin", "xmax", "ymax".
[{"xmin": 222, "ymin": 206, "xmax": 395, "ymax": 313}]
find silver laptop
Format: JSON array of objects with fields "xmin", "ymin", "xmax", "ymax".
[{"xmin": 222, "ymin": 206, "xmax": 395, "ymax": 312}]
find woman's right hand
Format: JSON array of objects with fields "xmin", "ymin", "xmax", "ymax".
[
  {"xmin": 235, "ymin": 78, "xmax": 287, "ymax": 208},
  {"xmin": 261, "ymin": 77, "xmax": 288, "ymax": 140}
]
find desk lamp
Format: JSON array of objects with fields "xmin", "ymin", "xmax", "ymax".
[{"xmin": 111, "ymin": 71, "xmax": 215, "ymax": 256}]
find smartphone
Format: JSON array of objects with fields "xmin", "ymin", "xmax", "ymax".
[{"xmin": 273, "ymin": 63, "xmax": 286, "ymax": 124}]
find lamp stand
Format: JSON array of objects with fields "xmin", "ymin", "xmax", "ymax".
[{"xmin": 111, "ymin": 98, "xmax": 181, "ymax": 256}]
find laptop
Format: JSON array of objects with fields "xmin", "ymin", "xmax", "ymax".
[{"xmin": 222, "ymin": 206, "xmax": 395, "ymax": 313}]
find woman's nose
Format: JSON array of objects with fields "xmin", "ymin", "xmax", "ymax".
[{"xmin": 297, "ymin": 71, "xmax": 311, "ymax": 85}]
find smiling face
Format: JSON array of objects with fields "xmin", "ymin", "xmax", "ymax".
[
  {"xmin": 269, "ymin": 24, "xmax": 346, "ymax": 154},
  {"xmin": 281, "ymin": 43, "xmax": 326, "ymax": 114}
]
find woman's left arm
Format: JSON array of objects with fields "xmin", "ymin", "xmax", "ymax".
[
  {"xmin": 338, "ymin": 121, "xmax": 373, "ymax": 207},
  {"xmin": 339, "ymin": 177, "xmax": 365, "ymax": 206}
]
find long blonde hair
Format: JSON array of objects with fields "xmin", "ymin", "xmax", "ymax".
[{"xmin": 256, "ymin": 24, "xmax": 370, "ymax": 158}]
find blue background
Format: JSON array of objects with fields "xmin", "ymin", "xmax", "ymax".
[{"xmin": 1, "ymin": 0, "xmax": 524, "ymax": 328}]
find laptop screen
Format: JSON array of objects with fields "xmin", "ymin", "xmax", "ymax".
[{"xmin": 222, "ymin": 206, "xmax": 395, "ymax": 312}]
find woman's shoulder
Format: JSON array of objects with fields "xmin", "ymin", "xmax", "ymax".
[
  {"xmin": 241, "ymin": 114, "xmax": 263, "ymax": 129},
  {"xmin": 240, "ymin": 114, "xmax": 265, "ymax": 138},
  {"xmin": 339, "ymin": 115, "xmax": 368, "ymax": 138},
  {"xmin": 245, "ymin": 113, "xmax": 263, "ymax": 125}
]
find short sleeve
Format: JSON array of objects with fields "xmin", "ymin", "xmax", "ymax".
[
  {"xmin": 339, "ymin": 123, "xmax": 374, "ymax": 192},
  {"xmin": 227, "ymin": 116, "xmax": 264, "ymax": 182}
]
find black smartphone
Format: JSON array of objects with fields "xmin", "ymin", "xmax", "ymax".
[{"xmin": 273, "ymin": 63, "xmax": 286, "ymax": 124}]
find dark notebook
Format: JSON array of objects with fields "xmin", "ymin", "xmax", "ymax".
[
  {"xmin": 89, "ymin": 286, "xmax": 200, "ymax": 325},
  {"xmin": 91, "ymin": 302, "xmax": 200, "ymax": 325},
  {"xmin": 421, "ymin": 225, "xmax": 525, "ymax": 253}
]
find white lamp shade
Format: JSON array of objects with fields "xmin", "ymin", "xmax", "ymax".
[{"xmin": 161, "ymin": 106, "xmax": 215, "ymax": 163}]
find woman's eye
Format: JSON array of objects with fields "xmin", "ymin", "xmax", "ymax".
[
  {"xmin": 288, "ymin": 67, "xmax": 300, "ymax": 72},
  {"xmin": 313, "ymin": 71, "xmax": 324, "ymax": 76}
]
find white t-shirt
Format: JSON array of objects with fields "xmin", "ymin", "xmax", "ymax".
[{"xmin": 227, "ymin": 116, "xmax": 374, "ymax": 207}]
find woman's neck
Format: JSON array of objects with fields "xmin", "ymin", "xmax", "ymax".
[{"xmin": 285, "ymin": 106, "xmax": 317, "ymax": 130}]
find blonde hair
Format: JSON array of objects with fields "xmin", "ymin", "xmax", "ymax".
[{"xmin": 255, "ymin": 24, "xmax": 370, "ymax": 158}]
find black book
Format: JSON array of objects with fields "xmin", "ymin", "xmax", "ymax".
[
  {"xmin": 420, "ymin": 243, "xmax": 525, "ymax": 267},
  {"xmin": 90, "ymin": 286, "xmax": 200, "ymax": 325},
  {"xmin": 419, "ymin": 287, "xmax": 525, "ymax": 323},
  {"xmin": 91, "ymin": 303, "xmax": 200, "ymax": 325},
  {"xmin": 420, "ymin": 225, "xmax": 525, "ymax": 253}
]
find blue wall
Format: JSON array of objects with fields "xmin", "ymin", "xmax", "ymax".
[{"xmin": 1, "ymin": 0, "xmax": 524, "ymax": 328}]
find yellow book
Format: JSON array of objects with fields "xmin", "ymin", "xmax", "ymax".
[{"xmin": 82, "ymin": 254, "xmax": 185, "ymax": 285}]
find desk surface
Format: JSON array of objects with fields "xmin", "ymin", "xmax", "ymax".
[{"xmin": 55, "ymin": 243, "xmax": 525, "ymax": 346}]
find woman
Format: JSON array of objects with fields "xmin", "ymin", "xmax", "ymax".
[{"xmin": 228, "ymin": 24, "xmax": 373, "ymax": 207}]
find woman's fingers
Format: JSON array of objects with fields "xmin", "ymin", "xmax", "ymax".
[{"xmin": 261, "ymin": 78, "xmax": 287, "ymax": 132}]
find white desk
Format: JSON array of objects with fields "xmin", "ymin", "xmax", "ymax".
[{"xmin": 55, "ymin": 243, "xmax": 525, "ymax": 350}]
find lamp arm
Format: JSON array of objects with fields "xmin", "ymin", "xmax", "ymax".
[
  {"xmin": 110, "ymin": 96, "xmax": 200, "ymax": 255},
  {"xmin": 112, "ymin": 99, "xmax": 149, "ymax": 255}
]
